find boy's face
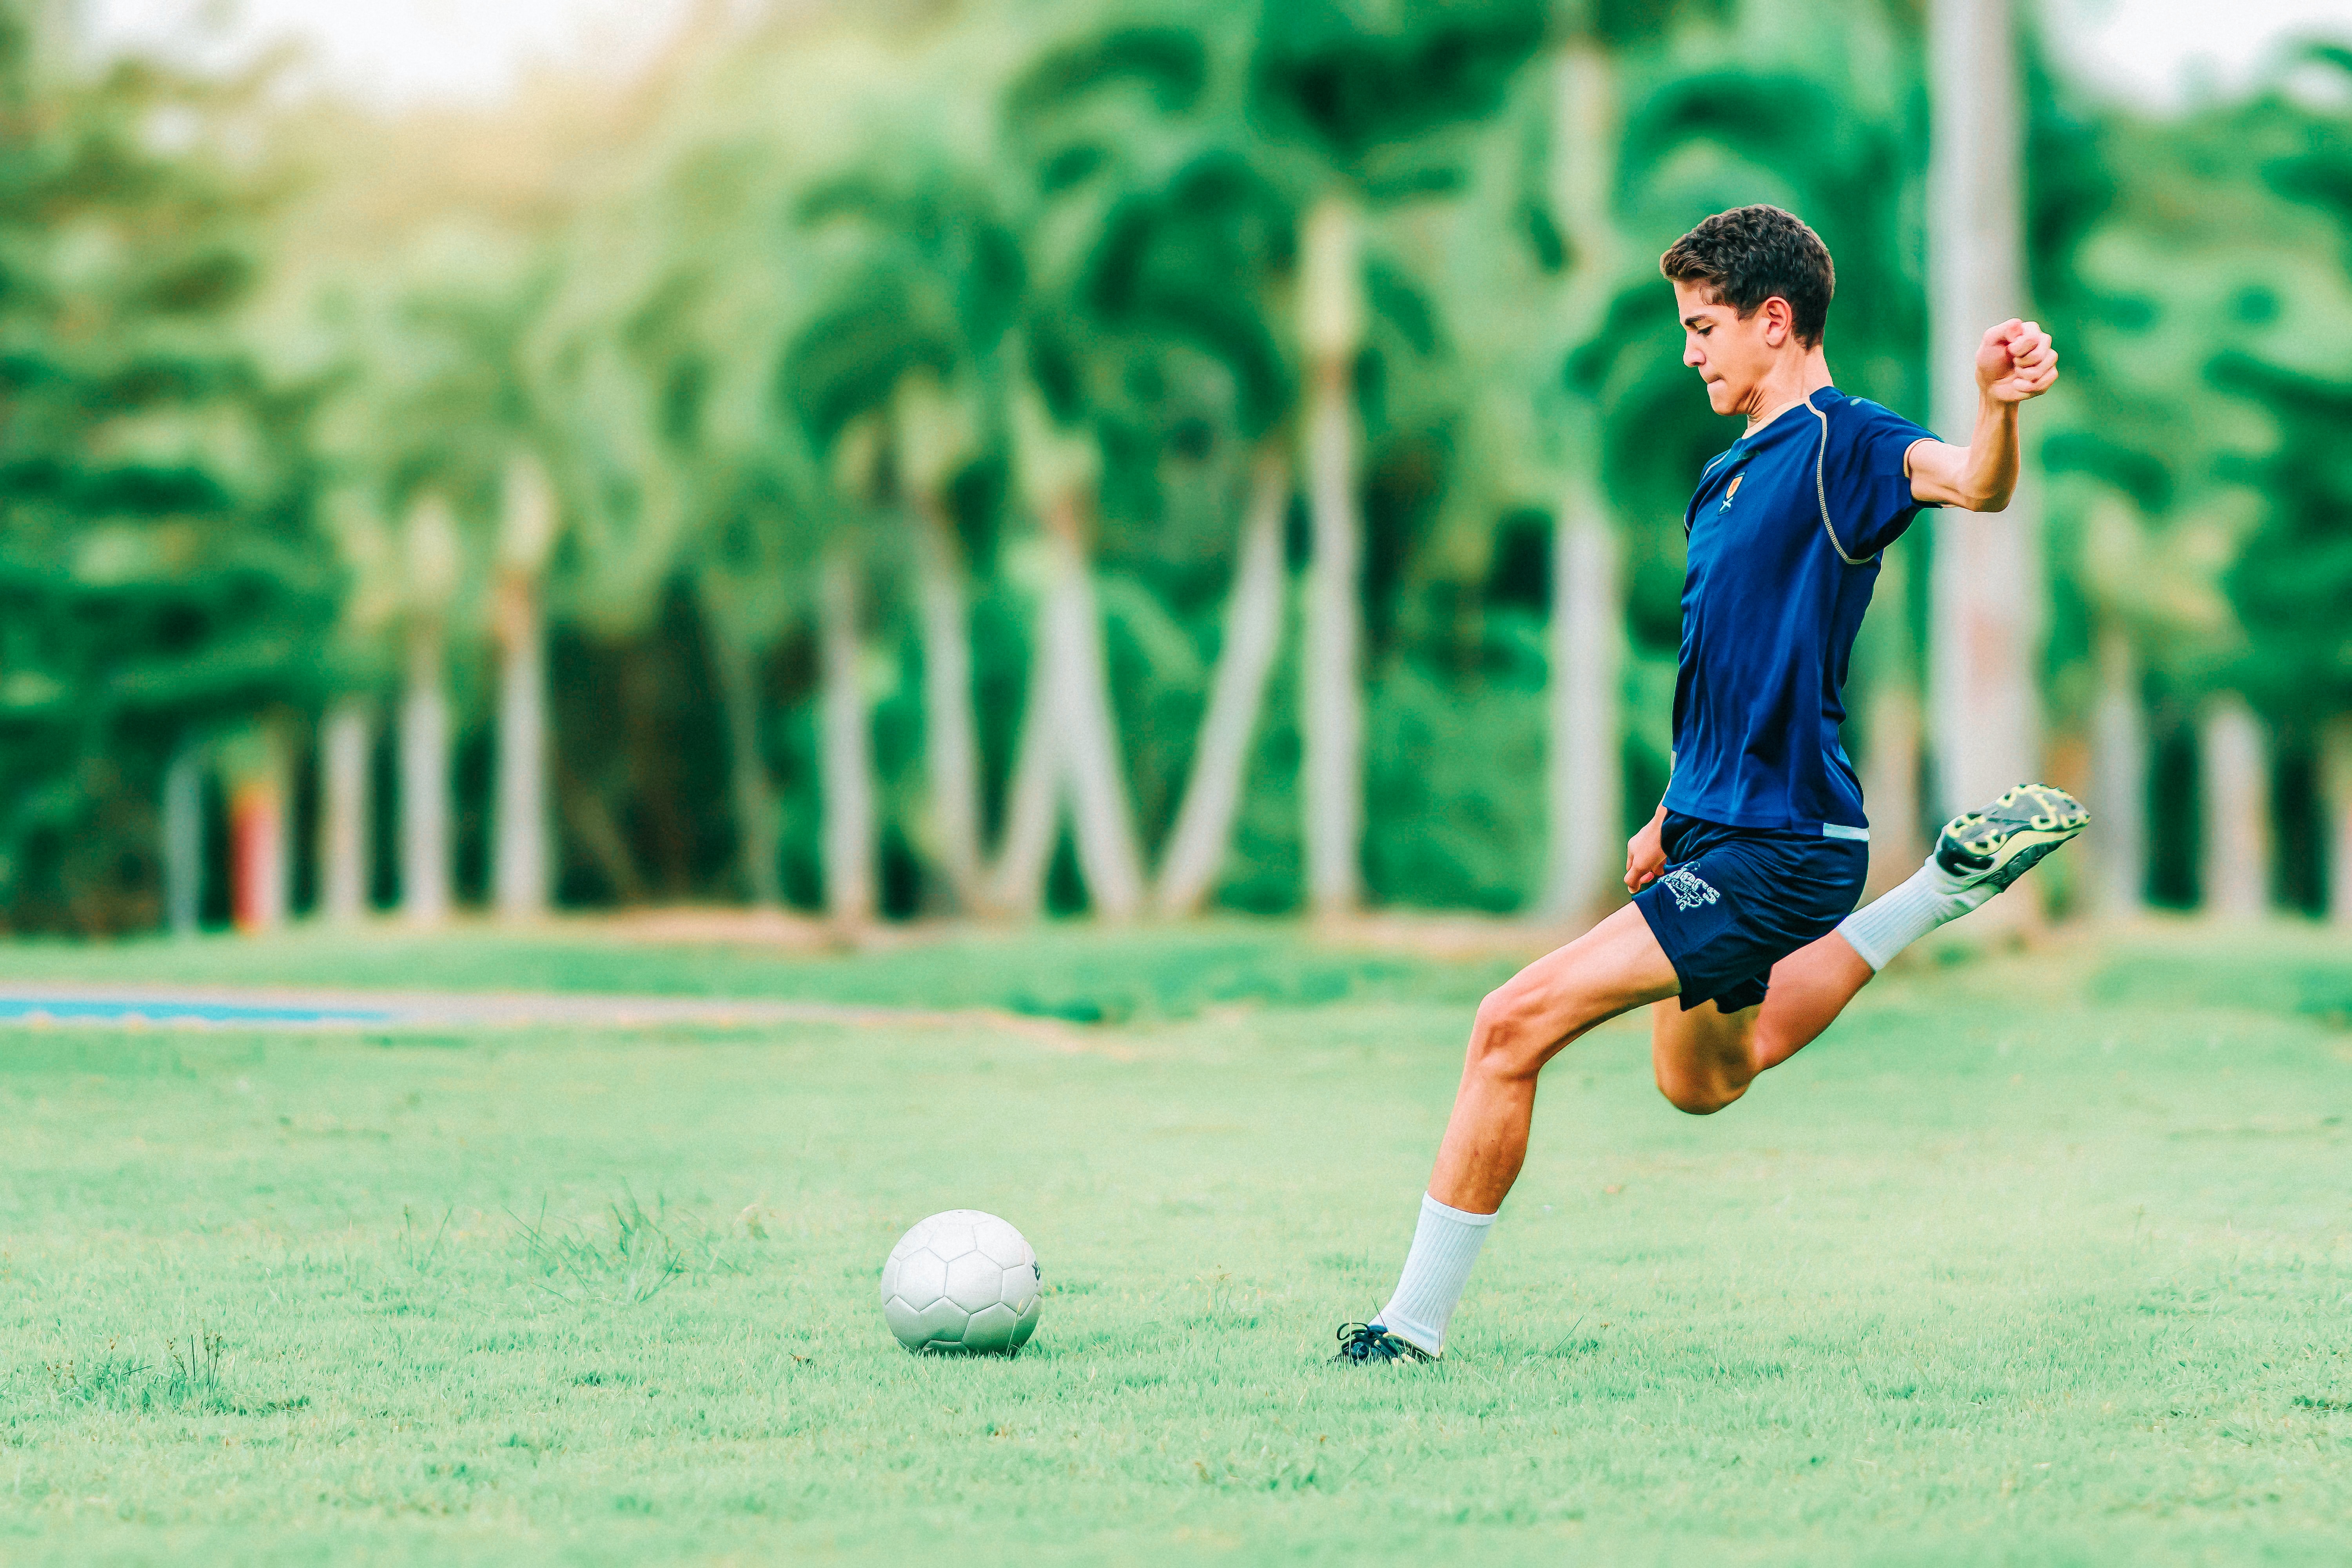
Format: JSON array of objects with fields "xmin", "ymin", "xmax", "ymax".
[{"xmin": 1673, "ymin": 279, "xmax": 1787, "ymax": 416}]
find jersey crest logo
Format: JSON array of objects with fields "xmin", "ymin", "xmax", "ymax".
[
  {"xmin": 1721, "ymin": 474, "xmax": 1743, "ymax": 508},
  {"xmin": 1659, "ymin": 867, "xmax": 1720, "ymax": 912}
]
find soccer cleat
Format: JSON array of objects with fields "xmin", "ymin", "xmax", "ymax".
[
  {"xmin": 1332, "ymin": 1322, "xmax": 1431, "ymax": 1365},
  {"xmin": 1933, "ymin": 783, "xmax": 2089, "ymax": 893}
]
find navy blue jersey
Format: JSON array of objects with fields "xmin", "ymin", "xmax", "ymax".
[{"xmin": 1662, "ymin": 387, "xmax": 1936, "ymax": 837}]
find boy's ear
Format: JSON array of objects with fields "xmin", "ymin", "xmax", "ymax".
[{"xmin": 1762, "ymin": 295, "xmax": 1793, "ymax": 347}]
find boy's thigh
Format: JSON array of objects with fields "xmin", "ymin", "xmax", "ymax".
[
  {"xmin": 1479, "ymin": 903, "xmax": 1681, "ymax": 1064},
  {"xmin": 1650, "ymin": 996, "xmax": 1762, "ymax": 1113}
]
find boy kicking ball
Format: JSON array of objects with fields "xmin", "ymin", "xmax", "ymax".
[{"xmin": 1337, "ymin": 204, "xmax": 2087, "ymax": 1365}]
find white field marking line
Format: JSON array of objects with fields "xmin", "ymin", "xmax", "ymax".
[{"xmin": 0, "ymin": 984, "xmax": 1108, "ymax": 1056}]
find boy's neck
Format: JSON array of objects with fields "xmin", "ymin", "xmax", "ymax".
[{"xmin": 1741, "ymin": 346, "xmax": 1835, "ymax": 434}]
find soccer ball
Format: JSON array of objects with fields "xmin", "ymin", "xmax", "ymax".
[{"xmin": 879, "ymin": 1210, "xmax": 1042, "ymax": 1355}]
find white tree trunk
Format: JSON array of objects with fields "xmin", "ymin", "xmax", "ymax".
[
  {"xmin": 2199, "ymin": 693, "xmax": 2269, "ymax": 924},
  {"xmin": 914, "ymin": 497, "xmax": 985, "ymax": 909},
  {"xmin": 1854, "ymin": 541, "xmax": 1928, "ymax": 897},
  {"xmin": 1044, "ymin": 502, "xmax": 1147, "ymax": 922},
  {"xmin": 1927, "ymin": 0, "xmax": 2041, "ymax": 822},
  {"xmin": 1300, "ymin": 361, "xmax": 1364, "ymax": 916},
  {"xmin": 1862, "ymin": 686, "xmax": 1926, "ymax": 896},
  {"xmin": 1156, "ymin": 448, "xmax": 1290, "ymax": 916},
  {"xmin": 819, "ymin": 550, "xmax": 876, "ymax": 927},
  {"xmin": 2323, "ymin": 718, "xmax": 2352, "ymax": 929},
  {"xmin": 1300, "ymin": 194, "xmax": 1366, "ymax": 919},
  {"xmin": 987, "ymin": 637, "xmax": 1063, "ymax": 919},
  {"xmin": 492, "ymin": 571, "xmax": 551, "ymax": 922},
  {"xmin": 2089, "ymin": 626, "xmax": 2147, "ymax": 917},
  {"xmin": 400, "ymin": 624, "xmax": 451, "ymax": 928},
  {"xmin": 1543, "ymin": 487, "xmax": 1622, "ymax": 919},
  {"xmin": 1550, "ymin": 39, "xmax": 1615, "ymax": 279},
  {"xmin": 983, "ymin": 499, "xmax": 1149, "ymax": 922},
  {"xmin": 163, "ymin": 745, "xmax": 204, "ymax": 936},
  {"xmin": 702, "ymin": 594, "xmax": 782, "ymax": 910},
  {"xmin": 321, "ymin": 699, "xmax": 371, "ymax": 924},
  {"xmin": 1537, "ymin": 40, "xmax": 1627, "ymax": 922}
]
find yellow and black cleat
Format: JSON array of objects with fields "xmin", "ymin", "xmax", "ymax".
[{"xmin": 1934, "ymin": 784, "xmax": 2090, "ymax": 893}]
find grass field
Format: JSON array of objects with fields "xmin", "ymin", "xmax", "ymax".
[{"xmin": 4, "ymin": 918, "xmax": 2351, "ymax": 1564}]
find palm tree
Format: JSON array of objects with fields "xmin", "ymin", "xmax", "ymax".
[
  {"xmin": 2072, "ymin": 488, "xmax": 2241, "ymax": 919},
  {"xmin": 313, "ymin": 490, "xmax": 404, "ymax": 925},
  {"xmin": 1247, "ymin": 0, "xmax": 1552, "ymax": 918},
  {"xmin": 893, "ymin": 372, "xmax": 990, "ymax": 906},
  {"xmin": 998, "ymin": 377, "xmax": 1151, "ymax": 918},
  {"xmin": 525, "ymin": 8, "xmax": 1058, "ymax": 923},
  {"xmin": 1154, "ymin": 446, "xmax": 1291, "ymax": 915},
  {"xmin": 319, "ymin": 698, "xmax": 373, "ymax": 924},
  {"xmin": 492, "ymin": 456, "xmax": 560, "ymax": 920},
  {"xmin": 0, "ymin": 12, "xmax": 336, "ymax": 934},
  {"xmin": 398, "ymin": 495, "xmax": 463, "ymax": 927},
  {"xmin": 1540, "ymin": 24, "xmax": 1625, "ymax": 919},
  {"xmin": 990, "ymin": 17, "xmax": 1316, "ymax": 918},
  {"xmin": 245, "ymin": 49, "xmax": 671, "ymax": 927},
  {"xmin": 1295, "ymin": 194, "xmax": 1369, "ymax": 918},
  {"xmin": 2035, "ymin": 57, "xmax": 2352, "ymax": 922},
  {"xmin": 2086, "ymin": 622, "xmax": 2147, "ymax": 916},
  {"xmin": 1352, "ymin": 11, "xmax": 1626, "ymax": 920},
  {"xmin": 2199, "ymin": 693, "xmax": 2270, "ymax": 922},
  {"xmin": 772, "ymin": 158, "xmax": 1024, "ymax": 917},
  {"xmin": 818, "ymin": 548, "xmax": 878, "ymax": 927},
  {"xmin": 1926, "ymin": 0, "xmax": 2041, "ymax": 826},
  {"xmin": 699, "ymin": 564, "xmax": 789, "ymax": 909}
]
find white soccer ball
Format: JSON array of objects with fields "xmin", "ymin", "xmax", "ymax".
[{"xmin": 879, "ymin": 1210, "xmax": 1042, "ymax": 1355}]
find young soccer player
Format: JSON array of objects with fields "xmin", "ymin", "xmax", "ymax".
[{"xmin": 1337, "ymin": 204, "xmax": 2087, "ymax": 1365}]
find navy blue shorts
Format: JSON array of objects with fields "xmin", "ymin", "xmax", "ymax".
[{"xmin": 1632, "ymin": 812, "xmax": 1868, "ymax": 1013}]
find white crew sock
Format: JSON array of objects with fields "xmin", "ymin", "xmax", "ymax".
[
  {"xmin": 1375, "ymin": 1193, "xmax": 1496, "ymax": 1356},
  {"xmin": 1835, "ymin": 857, "xmax": 1997, "ymax": 971}
]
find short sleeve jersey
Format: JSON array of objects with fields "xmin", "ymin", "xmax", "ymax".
[{"xmin": 1662, "ymin": 387, "xmax": 1937, "ymax": 837}]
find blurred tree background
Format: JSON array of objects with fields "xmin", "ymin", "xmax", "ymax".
[{"xmin": 1, "ymin": 0, "xmax": 2345, "ymax": 936}]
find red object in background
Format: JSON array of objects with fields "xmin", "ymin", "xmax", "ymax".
[{"xmin": 230, "ymin": 779, "xmax": 285, "ymax": 934}]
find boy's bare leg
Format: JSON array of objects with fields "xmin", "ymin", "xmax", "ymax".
[
  {"xmin": 1364, "ymin": 910, "xmax": 1871, "ymax": 1360},
  {"xmin": 1425, "ymin": 902, "xmax": 1681, "ymax": 1214},
  {"xmin": 1648, "ymin": 930, "xmax": 1877, "ymax": 1112},
  {"xmin": 1748, "ymin": 931, "xmax": 1875, "ymax": 1071}
]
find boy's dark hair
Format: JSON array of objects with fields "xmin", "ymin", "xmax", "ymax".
[{"xmin": 1658, "ymin": 205, "xmax": 1835, "ymax": 347}]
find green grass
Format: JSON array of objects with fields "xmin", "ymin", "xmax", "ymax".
[
  {"xmin": 0, "ymin": 919, "xmax": 1513, "ymax": 1022},
  {"xmin": 4, "ymin": 921, "xmax": 2352, "ymax": 1564}
]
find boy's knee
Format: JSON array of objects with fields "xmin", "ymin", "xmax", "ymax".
[
  {"xmin": 1466, "ymin": 987, "xmax": 1548, "ymax": 1081},
  {"xmin": 1655, "ymin": 1071, "xmax": 1746, "ymax": 1117}
]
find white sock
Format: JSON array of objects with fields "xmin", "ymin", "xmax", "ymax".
[
  {"xmin": 1375, "ymin": 1193, "xmax": 1495, "ymax": 1356},
  {"xmin": 1835, "ymin": 858, "xmax": 1996, "ymax": 971}
]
